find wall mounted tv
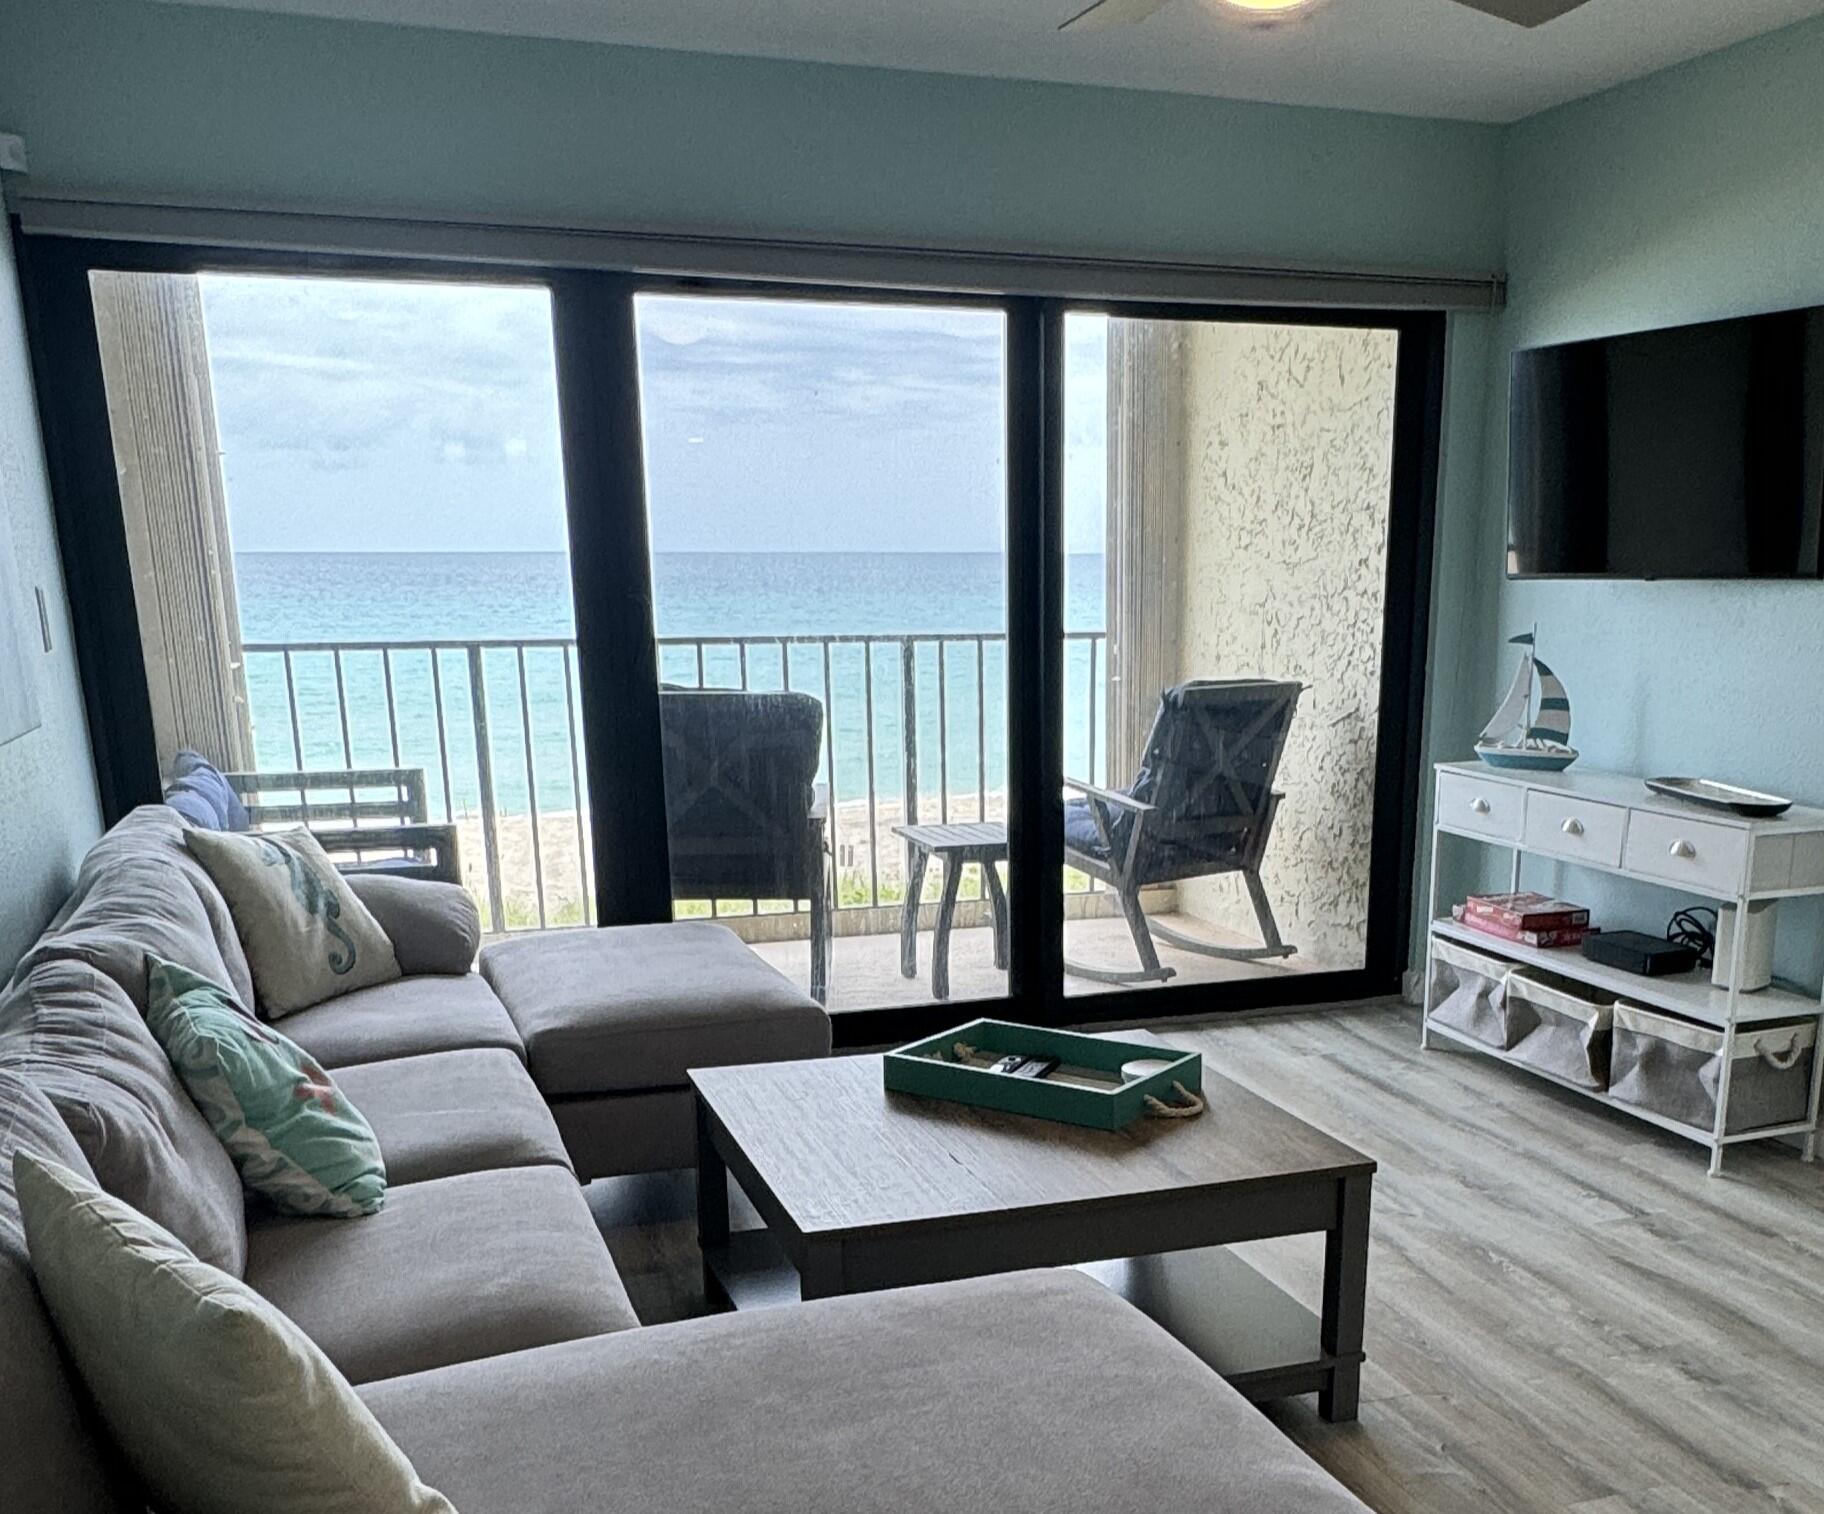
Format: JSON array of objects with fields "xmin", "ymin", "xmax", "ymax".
[{"xmin": 1507, "ymin": 307, "xmax": 1824, "ymax": 579}]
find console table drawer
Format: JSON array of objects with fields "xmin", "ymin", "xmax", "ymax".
[
  {"xmin": 1523, "ymin": 792, "xmax": 1626, "ymax": 868},
  {"xmin": 1623, "ymin": 810, "xmax": 1749, "ymax": 896},
  {"xmin": 1437, "ymin": 772, "xmax": 1523, "ymax": 841}
]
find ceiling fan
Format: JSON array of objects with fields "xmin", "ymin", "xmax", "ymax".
[{"xmin": 1060, "ymin": 0, "xmax": 1589, "ymax": 30}]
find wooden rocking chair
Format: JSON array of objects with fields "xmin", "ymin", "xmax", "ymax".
[{"xmin": 1063, "ymin": 679, "xmax": 1303, "ymax": 985}]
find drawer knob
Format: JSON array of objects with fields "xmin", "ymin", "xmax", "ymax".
[
  {"xmin": 1561, "ymin": 818, "xmax": 1584, "ymax": 837},
  {"xmin": 1470, "ymin": 797, "xmax": 1491, "ymax": 815},
  {"xmin": 1670, "ymin": 839, "xmax": 1697, "ymax": 859}
]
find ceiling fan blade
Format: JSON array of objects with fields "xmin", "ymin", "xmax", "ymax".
[
  {"xmin": 1448, "ymin": 0, "xmax": 1592, "ymax": 25},
  {"xmin": 1059, "ymin": 0, "xmax": 1175, "ymax": 32}
]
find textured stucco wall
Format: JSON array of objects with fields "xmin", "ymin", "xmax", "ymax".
[
  {"xmin": 0, "ymin": 228, "xmax": 103, "ymax": 976},
  {"xmin": 1173, "ymin": 323, "xmax": 1399, "ymax": 968}
]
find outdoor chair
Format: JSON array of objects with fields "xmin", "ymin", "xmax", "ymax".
[
  {"xmin": 223, "ymin": 764, "xmax": 462, "ymax": 886},
  {"xmin": 1063, "ymin": 679, "xmax": 1303, "ymax": 985},
  {"xmin": 658, "ymin": 688, "xmax": 834, "ymax": 1005}
]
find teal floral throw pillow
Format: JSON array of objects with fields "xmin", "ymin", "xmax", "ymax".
[{"xmin": 145, "ymin": 957, "xmax": 386, "ymax": 1219}]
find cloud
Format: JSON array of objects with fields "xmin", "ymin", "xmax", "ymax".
[{"xmin": 193, "ymin": 275, "xmax": 1108, "ymax": 556}]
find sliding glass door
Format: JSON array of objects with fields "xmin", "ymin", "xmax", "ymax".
[
  {"xmin": 630, "ymin": 292, "xmax": 1012, "ymax": 1012},
  {"xmin": 1057, "ymin": 310, "xmax": 1409, "ymax": 1004},
  {"xmin": 22, "ymin": 233, "xmax": 1441, "ymax": 1046},
  {"xmin": 84, "ymin": 268, "xmax": 587, "ymax": 935}
]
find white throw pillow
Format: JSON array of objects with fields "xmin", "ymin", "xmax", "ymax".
[
  {"xmin": 185, "ymin": 828, "xmax": 401, "ymax": 1017},
  {"xmin": 13, "ymin": 1150, "xmax": 454, "ymax": 1514}
]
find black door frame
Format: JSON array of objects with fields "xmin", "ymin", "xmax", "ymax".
[{"xmin": 12, "ymin": 225, "xmax": 1444, "ymax": 1049}]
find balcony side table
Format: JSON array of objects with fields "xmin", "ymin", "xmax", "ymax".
[{"xmin": 892, "ymin": 822, "xmax": 1009, "ymax": 1000}]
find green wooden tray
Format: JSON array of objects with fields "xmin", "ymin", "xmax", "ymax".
[{"xmin": 883, "ymin": 1018, "xmax": 1202, "ymax": 1131}]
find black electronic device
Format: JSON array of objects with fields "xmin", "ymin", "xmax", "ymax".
[{"xmin": 1580, "ymin": 930, "xmax": 1701, "ymax": 977}]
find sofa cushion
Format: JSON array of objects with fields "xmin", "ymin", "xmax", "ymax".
[
  {"xmin": 0, "ymin": 1071, "xmax": 138, "ymax": 1514},
  {"xmin": 15, "ymin": 805, "xmax": 256, "ymax": 1012},
  {"xmin": 185, "ymin": 828, "xmax": 401, "ymax": 1017},
  {"xmin": 362, "ymin": 1268, "xmax": 1369, "ymax": 1514},
  {"xmin": 244, "ymin": 1164, "xmax": 636, "ymax": 1384},
  {"xmin": 332, "ymin": 1049, "xmax": 568, "ymax": 1185},
  {"xmin": 480, "ymin": 921, "xmax": 830, "ymax": 1096},
  {"xmin": 14, "ymin": 1152, "xmax": 454, "ymax": 1514},
  {"xmin": 347, "ymin": 875, "xmax": 480, "ymax": 976},
  {"xmin": 0, "ymin": 959, "xmax": 247, "ymax": 1276},
  {"xmin": 280, "ymin": 973, "xmax": 523, "ymax": 1069},
  {"xmin": 146, "ymin": 958, "xmax": 387, "ymax": 1219}
]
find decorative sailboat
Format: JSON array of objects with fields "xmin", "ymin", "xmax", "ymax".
[{"xmin": 1476, "ymin": 629, "xmax": 1578, "ymax": 772}]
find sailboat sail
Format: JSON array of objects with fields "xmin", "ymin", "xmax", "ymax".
[
  {"xmin": 1527, "ymin": 659, "xmax": 1573, "ymax": 744},
  {"xmin": 1479, "ymin": 655, "xmax": 1533, "ymax": 744}
]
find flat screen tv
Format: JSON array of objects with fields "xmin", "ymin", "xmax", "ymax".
[{"xmin": 1507, "ymin": 307, "xmax": 1824, "ymax": 579}]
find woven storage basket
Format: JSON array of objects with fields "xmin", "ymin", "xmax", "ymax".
[{"xmin": 1609, "ymin": 1004, "xmax": 1815, "ymax": 1134}]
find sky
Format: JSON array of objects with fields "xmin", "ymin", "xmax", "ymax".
[{"xmin": 197, "ymin": 275, "xmax": 1110, "ymax": 556}]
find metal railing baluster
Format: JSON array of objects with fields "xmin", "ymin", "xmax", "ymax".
[
  {"xmin": 937, "ymin": 640, "xmax": 949, "ymax": 825},
  {"xmin": 563, "ymin": 646, "xmax": 590, "ymax": 923},
  {"xmin": 467, "ymin": 645, "xmax": 506, "ymax": 934},
  {"xmin": 976, "ymin": 638, "xmax": 986, "ymax": 823},
  {"xmin": 1086, "ymin": 635, "xmax": 1097, "ymax": 787},
  {"xmin": 282, "ymin": 651, "xmax": 304, "ymax": 769},
  {"xmin": 862, "ymin": 643, "xmax": 879, "ymax": 910},
  {"xmin": 382, "ymin": 649, "xmax": 401, "ymax": 768},
  {"xmin": 430, "ymin": 650, "xmax": 454, "ymax": 823},
  {"xmin": 821, "ymin": 639, "xmax": 838, "ymax": 906},
  {"xmin": 515, "ymin": 647, "xmax": 547, "ymax": 930},
  {"xmin": 900, "ymin": 638, "xmax": 918, "ymax": 836},
  {"xmin": 330, "ymin": 650, "xmax": 357, "ymax": 829}
]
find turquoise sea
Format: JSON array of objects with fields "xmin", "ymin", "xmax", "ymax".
[{"xmin": 236, "ymin": 551, "xmax": 1109, "ymax": 819}]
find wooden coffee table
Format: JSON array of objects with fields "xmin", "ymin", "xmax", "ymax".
[{"xmin": 691, "ymin": 1048, "xmax": 1375, "ymax": 1421}]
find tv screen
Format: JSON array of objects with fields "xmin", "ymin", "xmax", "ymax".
[{"xmin": 1507, "ymin": 308, "xmax": 1824, "ymax": 578}]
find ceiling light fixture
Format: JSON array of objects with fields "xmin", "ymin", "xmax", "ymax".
[{"xmin": 1213, "ymin": 0, "xmax": 1317, "ymax": 18}]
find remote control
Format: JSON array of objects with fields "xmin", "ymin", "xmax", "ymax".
[{"xmin": 1011, "ymin": 1056, "xmax": 1058, "ymax": 1080}]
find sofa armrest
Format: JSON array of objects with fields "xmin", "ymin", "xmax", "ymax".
[{"xmin": 346, "ymin": 873, "xmax": 481, "ymax": 975}]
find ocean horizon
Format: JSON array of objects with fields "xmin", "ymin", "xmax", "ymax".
[{"xmin": 235, "ymin": 550, "xmax": 1109, "ymax": 821}]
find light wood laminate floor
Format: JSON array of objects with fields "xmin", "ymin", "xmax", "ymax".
[{"xmin": 589, "ymin": 1001, "xmax": 1824, "ymax": 1514}]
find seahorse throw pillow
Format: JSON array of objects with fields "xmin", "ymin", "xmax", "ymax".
[
  {"xmin": 184, "ymin": 829, "xmax": 400, "ymax": 1018},
  {"xmin": 145, "ymin": 956, "xmax": 386, "ymax": 1217}
]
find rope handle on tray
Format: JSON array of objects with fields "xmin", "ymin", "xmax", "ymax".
[
  {"xmin": 952, "ymin": 1044, "xmax": 1205, "ymax": 1119},
  {"xmin": 1142, "ymin": 1083, "xmax": 1206, "ymax": 1119}
]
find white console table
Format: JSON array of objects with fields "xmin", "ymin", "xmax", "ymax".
[{"xmin": 1423, "ymin": 761, "xmax": 1824, "ymax": 1175}]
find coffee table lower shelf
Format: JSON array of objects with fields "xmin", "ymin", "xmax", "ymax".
[{"xmin": 703, "ymin": 1229, "xmax": 1352, "ymax": 1406}]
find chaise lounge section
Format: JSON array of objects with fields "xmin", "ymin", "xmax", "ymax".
[{"xmin": 0, "ymin": 804, "xmax": 1368, "ymax": 1513}]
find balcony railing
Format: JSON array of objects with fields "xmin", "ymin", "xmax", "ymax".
[{"xmin": 240, "ymin": 630, "xmax": 1108, "ymax": 934}]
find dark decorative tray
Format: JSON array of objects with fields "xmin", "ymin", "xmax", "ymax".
[{"xmin": 1644, "ymin": 777, "xmax": 1793, "ymax": 818}]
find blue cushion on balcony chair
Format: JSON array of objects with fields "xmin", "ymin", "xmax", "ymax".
[
  {"xmin": 1064, "ymin": 791, "xmax": 1143, "ymax": 862},
  {"xmin": 1062, "ymin": 798, "xmax": 1107, "ymax": 858},
  {"xmin": 163, "ymin": 751, "xmax": 251, "ymax": 833}
]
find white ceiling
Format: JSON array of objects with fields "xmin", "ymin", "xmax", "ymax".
[{"xmin": 159, "ymin": 0, "xmax": 1824, "ymax": 123}]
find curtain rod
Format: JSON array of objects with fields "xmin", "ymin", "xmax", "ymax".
[{"xmin": 11, "ymin": 191, "xmax": 1506, "ymax": 313}]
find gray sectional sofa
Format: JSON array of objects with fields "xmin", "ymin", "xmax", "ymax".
[{"xmin": 0, "ymin": 805, "xmax": 1369, "ymax": 1513}]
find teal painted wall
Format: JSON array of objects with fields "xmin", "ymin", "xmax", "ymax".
[
  {"xmin": 1470, "ymin": 16, "xmax": 1824, "ymax": 986},
  {"xmin": 0, "ymin": 230, "xmax": 103, "ymax": 976},
  {"xmin": 0, "ymin": 0, "xmax": 1509, "ymax": 981},
  {"xmin": 0, "ymin": 0, "xmax": 1503, "ymax": 270}
]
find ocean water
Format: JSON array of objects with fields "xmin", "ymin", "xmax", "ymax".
[{"xmin": 236, "ymin": 551, "xmax": 1108, "ymax": 818}]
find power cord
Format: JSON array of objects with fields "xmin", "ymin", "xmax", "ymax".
[{"xmin": 1666, "ymin": 906, "xmax": 1717, "ymax": 968}]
